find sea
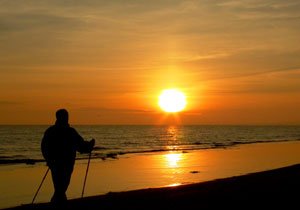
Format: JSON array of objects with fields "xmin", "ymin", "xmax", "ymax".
[{"xmin": 0, "ymin": 125, "xmax": 300, "ymax": 167}]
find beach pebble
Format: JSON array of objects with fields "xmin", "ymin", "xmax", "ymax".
[{"xmin": 106, "ymin": 153, "xmax": 118, "ymax": 159}]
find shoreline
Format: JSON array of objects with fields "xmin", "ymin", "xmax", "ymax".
[
  {"xmin": 1, "ymin": 140, "xmax": 300, "ymax": 209},
  {"xmin": 1, "ymin": 138, "xmax": 299, "ymax": 166},
  {"xmin": 4, "ymin": 163, "xmax": 300, "ymax": 209}
]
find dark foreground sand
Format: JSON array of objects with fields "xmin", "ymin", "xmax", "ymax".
[{"xmin": 5, "ymin": 163, "xmax": 300, "ymax": 209}]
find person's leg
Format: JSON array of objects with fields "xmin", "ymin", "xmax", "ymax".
[
  {"xmin": 50, "ymin": 165, "xmax": 73, "ymax": 203},
  {"xmin": 50, "ymin": 167, "xmax": 65, "ymax": 203}
]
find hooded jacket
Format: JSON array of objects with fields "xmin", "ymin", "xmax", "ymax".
[{"xmin": 41, "ymin": 121, "xmax": 92, "ymax": 168}]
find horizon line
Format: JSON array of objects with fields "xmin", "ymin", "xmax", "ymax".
[{"xmin": 0, "ymin": 124, "xmax": 299, "ymax": 126}]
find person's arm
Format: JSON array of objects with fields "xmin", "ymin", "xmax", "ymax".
[
  {"xmin": 72, "ymin": 128, "xmax": 95, "ymax": 153},
  {"xmin": 41, "ymin": 129, "xmax": 54, "ymax": 166}
]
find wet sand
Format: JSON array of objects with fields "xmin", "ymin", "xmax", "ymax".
[
  {"xmin": 4, "ymin": 163, "xmax": 300, "ymax": 209},
  {"xmin": 1, "ymin": 141, "xmax": 300, "ymax": 209}
]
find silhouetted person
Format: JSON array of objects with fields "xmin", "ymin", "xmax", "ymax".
[{"xmin": 41, "ymin": 109, "xmax": 95, "ymax": 203}]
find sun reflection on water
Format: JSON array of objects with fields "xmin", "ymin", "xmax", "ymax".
[
  {"xmin": 161, "ymin": 126, "xmax": 187, "ymax": 187},
  {"xmin": 167, "ymin": 126, "xmax": 179, "ymax": 141},
  {"xmin": 165, "ymin": 153, "xmax": 183, "ymax": 168},
  {"xmin": 167, "ymin": 183, "xmax": 181, "ymax": 187}
]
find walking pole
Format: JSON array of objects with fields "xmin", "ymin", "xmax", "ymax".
[
  {"xmin": 81, "ymin": 152, "xmax": 92, "ymax": 198},
  {"xmin": 32, "ymin": 167, "xmax": 50, "ymax": 204}
]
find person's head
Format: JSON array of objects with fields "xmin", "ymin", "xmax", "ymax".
[{"xmin": 56, "ymin": 109, "xmax": 69, "ymax": 125}]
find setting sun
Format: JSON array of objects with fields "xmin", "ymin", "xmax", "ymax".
[{"xmin": 159, "ymin": 89, "xmax": 187, "ymax": 113}]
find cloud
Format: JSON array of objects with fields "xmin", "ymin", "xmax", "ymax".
[
  {"xmin": 0, "ymin": 12, "xmax": 82, "ymax": 33},
  {"xmin": 182, "ymin": 48, "xmax": 300, "ymax": 83},
  {"xmin": 169, "ymin": 53, "xmax": 230, "ymax": 63},
  {"xmin": 0, "ymin": 101, "xmax": 23, "ymax": 106},
  {"xmin": 217, "ymin": 0, "xmax": 300, "ymax": 20},
  {"xmin": 74, "ymin": 107, "xmax": 156, "ymax": 114},
  {"xmin": 202, "ymin": 68, "xmax": 300, "ymax": 95}
]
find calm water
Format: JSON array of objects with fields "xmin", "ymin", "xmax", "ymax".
[{"xmin": 0, "ymin": 125, "xmax": 300, "ymax": 166}]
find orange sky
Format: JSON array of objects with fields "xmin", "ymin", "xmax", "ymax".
[{"xmin": 0, "ymin": 0, "xmax": 300, "ymax": 125}]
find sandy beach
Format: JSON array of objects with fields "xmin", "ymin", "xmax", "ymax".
[
  {"xmin": 1, "ymin": 140, "xmax": 300, "ymax": 209},
  {"xmin": 4, "ymin": 163, "xmax": 300, "ymax": 209}
]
